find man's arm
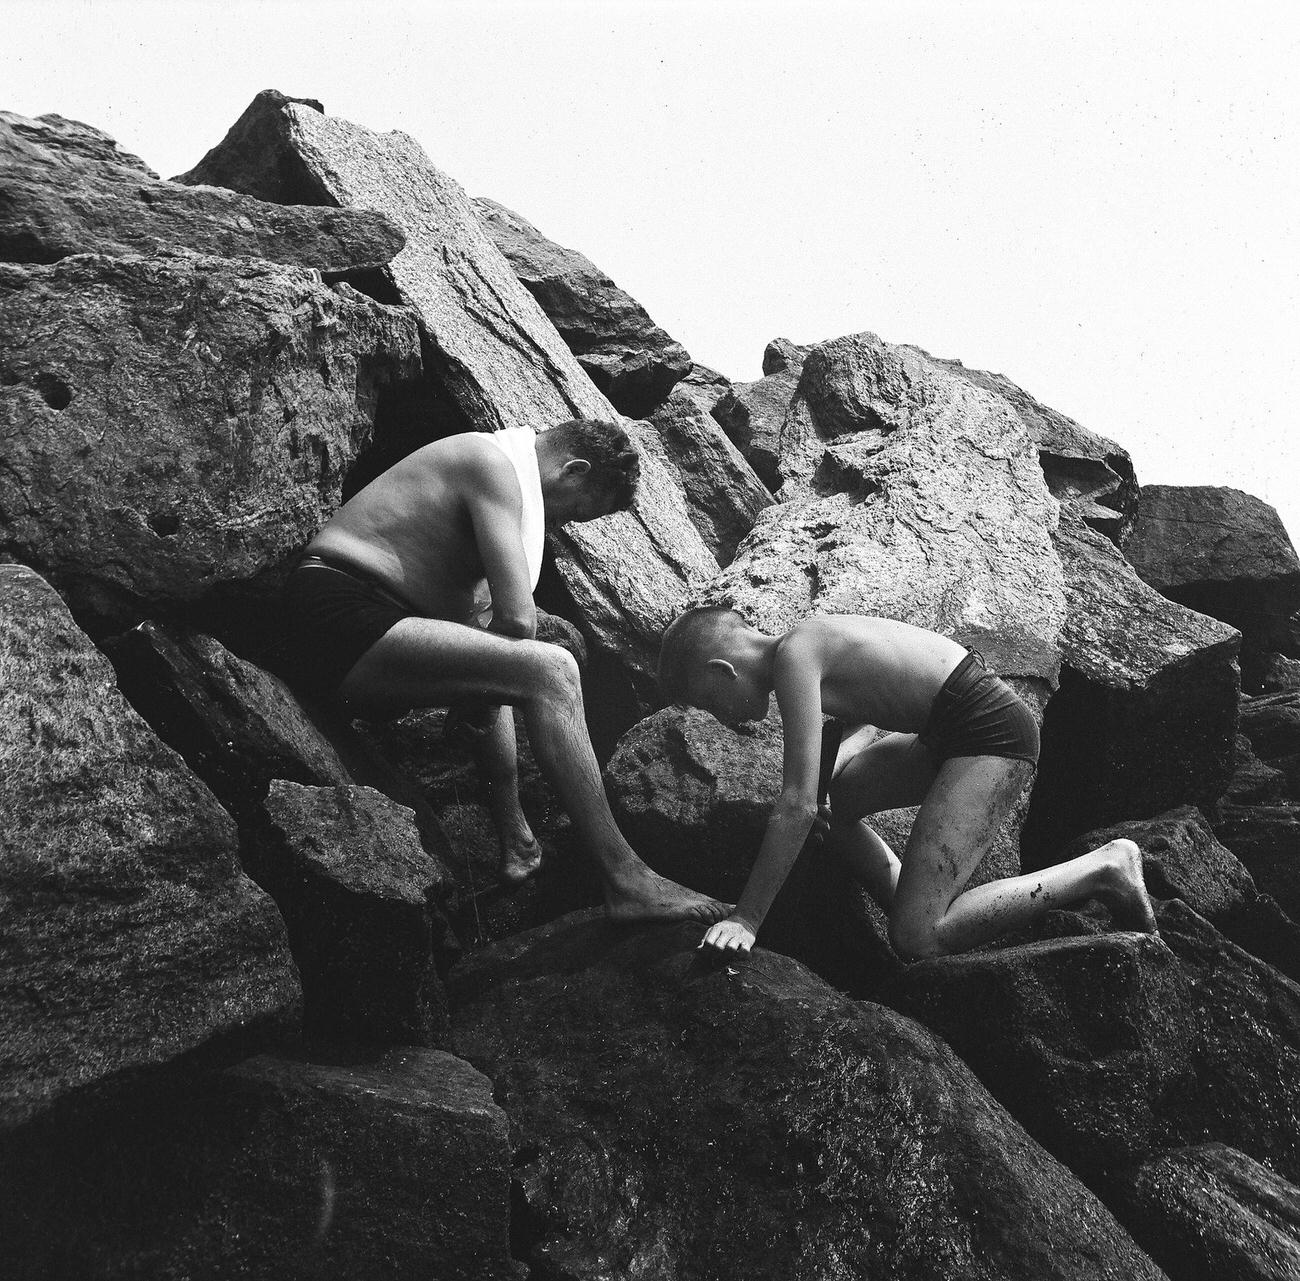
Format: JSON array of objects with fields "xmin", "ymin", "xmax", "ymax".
[
  {"xmin": 702, "ymin": 639, "xmax": 824, "ymax": 952},
  {"xmin": 462, "ymin": 442, "xmax": 537, "ymax": 641}
]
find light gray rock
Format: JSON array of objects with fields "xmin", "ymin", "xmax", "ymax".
[{"xmin": 0, "ymin": 565, "xmax": 299, "ymax": 1129}]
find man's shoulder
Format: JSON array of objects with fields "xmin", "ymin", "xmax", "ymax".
[{"xmin": 414, "ymin": 433, "xmax": 515, "ymax": 485}]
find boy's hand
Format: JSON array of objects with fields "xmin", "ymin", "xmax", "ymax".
[{"xmin": 700, "ymin": 917, "xmax": 756, "ymax": 953}]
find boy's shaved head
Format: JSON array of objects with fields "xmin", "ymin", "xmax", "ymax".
[{"xmin": 658, "ymin": 604, "xmax": 747, "ymax": 703}]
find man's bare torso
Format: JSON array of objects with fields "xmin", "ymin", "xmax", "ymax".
[
  {"xmin": 306, "ymin": 434, "xmax": 508, "ymax": 622},
  {"xmin": 782, "ymin": 615, "xmax": 969, "ymax": 732}
]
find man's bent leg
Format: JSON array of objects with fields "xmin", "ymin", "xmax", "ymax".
[
  {"xmin": 470, "ymin": 706, "xmax": 541, "ymax": 886},
  {"xmin": 340, "ymin": 619, "xmax": 730, "ymax": 923}
]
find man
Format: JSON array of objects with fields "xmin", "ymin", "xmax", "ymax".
[{"xmin": 284, "ymin": 418, "xmax": 728, "ymax": 923}]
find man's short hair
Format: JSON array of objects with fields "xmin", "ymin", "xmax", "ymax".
[
  {"xmin": 658, "ymin": 604, "xmax": 745, "ymax": 703},
  {"xmin": 548, "ymin": 418, "xmax": 641, "ymax": 512}
]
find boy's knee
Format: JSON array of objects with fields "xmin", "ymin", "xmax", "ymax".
[{"xmin": 889, "ymin": 915, "xmax": 951, "ymax": 963}]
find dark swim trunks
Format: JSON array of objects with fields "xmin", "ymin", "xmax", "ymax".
[
  {"xmin": 918, "ymin": 650, "xmax": 1040, "ymax": 765},
  {"xmin": 281, "ymin": 553, "xmax": 420, "ymax": 698}
]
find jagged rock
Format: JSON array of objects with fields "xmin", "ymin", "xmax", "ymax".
[
  {"xmin": 707, "ymin": 332, "xmax": 1067, "ymax": 697},
  {"xmin": 1, "ymin": 111, "xmax": 155, "ymax": 173},
  {"xmin": 638, "ymin": 386, "xmax": 773, "ymax": 565},
  {"xmin": 0, "ymin": 252, "xmax": 421, "ymax": 629},
  {"xmin": 1262, "ymin": 652, "xmax": 1300, "ymax": 693},
  {"xmin": 1213, "ymin": 804, "xmax": 1300, "ymax": 921},
  {"xmin": 673, "ymin": 361, "xmax": 732, "ymax": 416},
  {"xmin": 0, "ymin": 565, "xmax": 299, "ymax": 1129},
  {"xmin": 891, "ymin": 900, "xmax": 1300, "ymax": 1189},
  {"xmin": 253, "ymin": 783, "xmax": 454, "ymax": 1045},
  {"xmin": 1225, "ymin": 733, "xmax": 1291, "ymax": 804},
  {"xmin": 472, "ymin": 195, "xmax": 691, "ymax": 417},
  {"xmin": 0, "ymin": 1047, "xmax": 517, "ymax": 1280},
  {"xmin": 1113, "ymin": 1143, "xmax": 1300, "ymax": 1281},
  {"xmin": 1058, "ymin": 807, "xmax": 1256, "ymax": 921},
  {"xmin": 711, "ymin": 339, "xmax": 809, "ymax": 490},
  {"xmin": 1215, "ymin": 894, "xmax": 1300, "ymax": 985},
  {"xmin": 1020, "ymin": 517, "xmax": 1241, "ymax": 862},
  {"xmin": 1240, "ymin": 691, "xmax": 1300, "ymax": 759},
  {"xmin": 450, "ymin": 912, "xmax": 1166, "ymax": 1281},
  {"xmin": 1124, "ymin": 485, "xmax": 1300, "ymax": 687},
  {"xmin": 178, "ymin": 91, "xmax": 718, "ymax": 695},
  {"xmin": 0, "ymin": 108, "xmax": 405, "ymax": 271}
]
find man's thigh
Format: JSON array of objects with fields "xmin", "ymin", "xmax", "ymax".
[
  {"xmin": 829, "ymin": 731, "xmax": 938, "ymax": 821},
  {"xmin": 338, "ymin": 616, "xmax": 561, "ymax": 718}
]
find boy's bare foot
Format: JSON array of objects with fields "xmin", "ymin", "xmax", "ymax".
[
  {"xmin": 1094, "ymin": 839, "xmax": 1158, "ymax": 933},
  {"xmin": 606, "ymin": 871, "xmax": 733, "ymax": 924},
  {"xmin": 499, "ymin": 832, "xmax": 543, "ymax": 886}
]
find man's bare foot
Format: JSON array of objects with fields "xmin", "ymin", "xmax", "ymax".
[
  {"xmin": 606, "ymin": 871, "xmax": 733, "ymax": 924},
  {"xmin": 499, "ymin": 832, "xmax": 543, "ymax": 886},
  {"xmin": 1094, "ymin": 839, "xmax": 1158, "ymax": 933}
]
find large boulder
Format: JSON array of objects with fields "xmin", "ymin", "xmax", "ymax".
[
  {"xmin": 1020, "ymin": 517, "xmax": 1241, "ymax": 863},
  {"xmin": 674, "ymin": 361, "xmax": 733, "ymax": 417},
  {"xmin": 711, "ymin": 337, "xmax": 810, "ymax": 490},
  {"xmin": 0, "ymin": 108, "xmax": 405, "ymax": 272},
  {"xmin": 1112, "ymin": 1143, "xmax": 1300, "ymax": 1281},
  {"xmin": 1213, "ymin": 804, "xmax": 1300, "ymax": 922},
  {"xmin": 451, "ymin": 912, "xmax": 1166, "ymax": 1280},
  {"xmin": 0, "ymin": 1047, "xmax": 517, "ymax": 1280},
  {"xmin": 0, "ymin": 565, "xmax": 299, "ymax": 1129},
  {"xmin": 178, "ymin": 91, "xmax": 719, "ymax": 695},
  {"xmin": 0, "ymin": 251, "xmax": 421, "ymax": 629},
  {"xmin": 639, "ymin": 385, "xmax": 774, "ymax": 565},
  {"xmin": 1123, "ymin": 485, "xmax": 1300, "ymax": 688},
  {"xmin": 472, "ymin": 195, "xmax": 691, "ymax": 417}
]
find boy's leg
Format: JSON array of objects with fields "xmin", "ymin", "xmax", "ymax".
[
  {"xmin": 889, "ymin": 755, "xmax": 1156, "ymax": 960},
  {"xmin": 823, "ymin": 820, "xmax": 901, "ymax": 908},
  {"xmin": 339, "ymin": 617, "xmax": 729, "ymax": 922}
]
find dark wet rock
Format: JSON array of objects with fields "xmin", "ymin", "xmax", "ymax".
[
  {"xmin": 0, "ymin": 1046, "xmax": 517, "ymax": 1280},
  {"xmin": 0, "ymin": 108, "xmax": 405, "ymax": 272},
  {"xmin": 1225, "ymin": 733, "xmax": 1290, "ymax": 804},
  {"xmin": 472, "ymin": 195, "xmax": 691, "ymax": 417},
  {"xmin": 674, "ymin": 361, "xmax": 733, "ymax": 416},
  {"xmin": 1123, "ymin": 485, "xmax": 1300, "ymax": 688},
  {"xmin": 1213, "ymin": 893, "xmax": 1300, "ymax": 987},
  {"xmin": 254, "ymin": 783, "xmax": 454, "ymax": 1045},
  {"xmin": 1240, "ymin": 691, "xmax": 1300, "ymax": 760},
  {"xmin": 1213, "ymin": 804, "xmax": 1300, "ymax": 922},
  {"xmin": 1113, "ymin": 1143, "xmax": 1300, "ymax": 1281},
  {"xmin": 711, "ymin": 340, "xmax": 809, "ymax": 490},
  {"xmin": 1262, "ymin": 652, "xmax": 1300, "ymax": 693},
  {"xmin": 0, "ymin": 252, "xmax": 421, "ymax": 629},
  {"xmin": 889, "ymin": 899, "xmax": 1300, "ymax": 1188},
  {"xmin": 1058, "ymin": 807, "xmax": 1256, "ymax": 921},
  {"xmin": 0, "ymin": 565, "xmax": 299, "ymax": 1129},
  {"xmin": 450, "ymin": 912, "xmax": 1166, "ymax": 1281},
  {"xmin": 1021, "ymin": 517, "xmax": 1240, "ymax": 863},
  {"xmin": 178, "ymin": 91, "xmax": 718, "ymax": 696},
  {"xmin": 639, "ymin": 386, "xmax": 774, "ymax": 565}
]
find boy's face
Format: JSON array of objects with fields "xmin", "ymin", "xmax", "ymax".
[{"xmin": 690, "ymin": 658, "xmax": 770, "ymax": 726}]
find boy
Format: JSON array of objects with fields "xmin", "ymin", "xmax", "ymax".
[{"xmin": 657, "ymin": 606, "xmax": 1156, "ymax": 958}]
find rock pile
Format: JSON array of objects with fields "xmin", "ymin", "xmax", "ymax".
[{"xmin": 3, "ymin": 93, "xmax": 1300, "ymax": 1278}]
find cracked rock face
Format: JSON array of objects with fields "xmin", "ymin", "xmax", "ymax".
[
  {"xmin": 0, "ymin": 252, "xmax": 421, "ymax": 627},
  {"xmin": 0, "ymin": 565, "xmax": 299, "ymax": 1129}
]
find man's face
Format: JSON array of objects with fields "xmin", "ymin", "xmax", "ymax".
[{"xmin": 546, "ymin": 461, "xmax": 616, "ymax": 527}]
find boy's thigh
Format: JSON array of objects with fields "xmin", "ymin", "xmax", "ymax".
[
  {"xmin": 895, "ymin": 754, "xmax": 1034, "ymax": 907},
  {"xmin": 829, "ymin": 731, "xmax": 938, "ymax": 820}
]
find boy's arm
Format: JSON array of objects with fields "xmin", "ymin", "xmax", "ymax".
[{"xmin": 702, "ymin": 639, "xmax": 824, "ymax": 952}]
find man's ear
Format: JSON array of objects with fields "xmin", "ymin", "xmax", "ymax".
[
  {"xmin": 562, "ymin": 458, "xmax": 592, "ymax": 478},
  {"xmin": 705, "ymin": 658, "xmax": 738, "ymax": 680}
]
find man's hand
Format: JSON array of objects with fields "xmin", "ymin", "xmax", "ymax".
[
  {"xmin": 809, "ymin": 802, "xmax": 832, "ymax": 847},
  {"xmin": 700, "ymin": 916, "xmax": 756, "ymax": 953}
]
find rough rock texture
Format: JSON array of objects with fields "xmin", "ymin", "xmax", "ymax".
[
  {"xmin": 890, "ymin": 900, "xmax": 1300, "ymax": 1188},
  {"xmin": 1113, "ymin": 1144, "xmax": 1300, "ymax": 1281},
  {"xmin": 0, "ymin": 1047, "xmax": 518, "ymax": 1280},
  {"xmin": 711, "ymin": 338, "xmax": 809, "ymax": 490},
  {"xmin": 451, "ymin": 913, "xmax": 1165, "ymax": 1281},
  {"xmin": 472, "ymin": 195, "xmax": 691, "ymax": 417},
  {"xmin": 1, "ymin": 111, "xmax": 155, "ymax": 174},
  {"xmin": 1058, "ymin": 806, "xmax": 1256, "ymax": 921},
  {"xmin": 178, "ymin": 91, "xmax": 719, "ymax": 694},
  {"xmin": 0, "ymin": 565, "xmax": 299, "ymax": 1129},
  {"xmin": 1213, "ymin": 804, "xmax": 1300, "ymax": 922},
  {"xmin": 1124, "ymin": 485, "xmax": 1300, "ymax": 687},
  {"xmin": 0, "ymin": 251, "xmax": 421, "ymax": 628},
  {"xmin": 1225, "ymin": 733, "xmax": 1291, "ymax": 805},
  {"xmin": 674, "ymin": 361, "xmax": 733, "ymax": 416},
  {"xmin": 1239, "ymin": 691, "xmax": 1300, "ymax": 760},
  {"xmin": 1020, "ymin": 517, "xmax": 1241, "ymax": 862},
  {"xmin": 707, "ymin": 332, "xmax": 1067, "ymax": 696},
  {"xmin": 0, "ymin": 108, "xmax": 406, "ymax": 272},
  {"xmin": 639, "ymin": 386, "xmax": 774, "ymax": 565},
  {"xmin": 1262, "ymin": 652, "xmax": 1300, "ymax": 693},
  {"xmin": 254, "ymin": 783, "xmax": 454, "ymax": 1045}
]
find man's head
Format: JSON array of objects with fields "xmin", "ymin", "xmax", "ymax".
[
  {"xmin": 658, "ymin": 605, "xmax": 772, "ymax": 723},
  {"xmin": 537, "ymin": 418, "xmax": 641, "ymax": 525}
]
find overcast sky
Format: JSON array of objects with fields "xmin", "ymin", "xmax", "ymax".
[{"xmin": 7, "ymin": 0, "xmax": 1299, "ymax": 540}]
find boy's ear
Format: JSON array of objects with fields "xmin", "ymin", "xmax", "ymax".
[
  {"xmin": 705, "ymin": 658, "xmax": 738, "ymax": 680},
  {"xmin": 562, "ymin": 458, "xmax": 592, "ymax": 478}
]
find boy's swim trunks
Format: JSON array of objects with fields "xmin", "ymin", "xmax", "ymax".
[
  {"xmin": 918, "ymin": 650, "xmax": 1040, "ymax": 765},
  {"xmin": 281, "ymin": 553, "xmax": 419, "ymax": 697}
]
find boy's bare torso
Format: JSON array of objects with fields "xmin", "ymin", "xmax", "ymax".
[
  {"xmin": 306, "ymin": 435, "xmax": 503, "ymax": 622},
  {"xmin": 780, "ymin": 615, "xmax": 968, "ymax": 731}
]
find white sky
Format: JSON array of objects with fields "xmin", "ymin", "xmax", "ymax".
[{"xmin": 6, "ymin": 0, "xmax": 1299, "ymax": 540}]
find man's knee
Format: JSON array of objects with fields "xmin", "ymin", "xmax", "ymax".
[
  {"xmin": 530, "ymin": 642, "xmax": 582, "ymax": 703},
  {"xmin": 889, "ymin": 913, "xmax": 951, "ymax": 963}
]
